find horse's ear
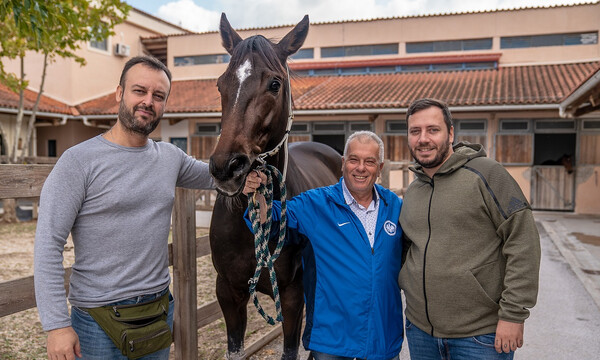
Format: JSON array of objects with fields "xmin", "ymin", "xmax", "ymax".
[
  {"xmin": 276, "ymin": 15, "xmax": 309, "ymax": 61},
  {"xmin": 220, "ymin": 13, "xmax": 243, "ymax": 55}
]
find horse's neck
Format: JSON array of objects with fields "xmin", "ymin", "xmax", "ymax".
[{"xmin": 266, "ymin": 109, "xmax": 289, "ymax": 174}]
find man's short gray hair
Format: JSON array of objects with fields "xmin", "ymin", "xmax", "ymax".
[{"xmin": 343, "ymin": 131, "xmax": 385, "ymax": 163}]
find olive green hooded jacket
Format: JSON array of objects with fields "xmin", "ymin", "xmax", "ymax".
[{"xmin": 399, "ymin": 142, "xmax": 541, "ymax": 338}]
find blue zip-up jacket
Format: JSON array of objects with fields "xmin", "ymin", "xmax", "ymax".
[{"xmin": 246, "ymin": 178, "xmax": 404, "ymax": 359}]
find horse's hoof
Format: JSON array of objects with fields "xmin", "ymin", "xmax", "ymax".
[
  {"xmin": 227, "ymin": 351, "xmax": 246, "ymax": 360},
  {"xmin": 281, "ymin": 352, "xmax": 299, "ymax": 360}
]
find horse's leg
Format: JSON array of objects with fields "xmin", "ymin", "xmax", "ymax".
[
  {"xmin": 279, "ymin": 276, "xmax": 304, "ymax": 360},
  {"xmin": 216, "ymin": 274, "xmax": 250, "ymax": 360}
]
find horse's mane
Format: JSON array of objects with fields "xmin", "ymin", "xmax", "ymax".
[{"xmin": 230, "ymin": 35, "xmax": 285, "ymax": 75}]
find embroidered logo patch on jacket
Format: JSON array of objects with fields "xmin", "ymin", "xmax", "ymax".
[{"xmin": 384, "ymin": 220, "xmax": 397, "ymax": 236}]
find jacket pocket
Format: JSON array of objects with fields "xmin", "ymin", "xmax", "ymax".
[{"xmin": 469, "ymin": 260, "xmax": 503, "ymax": 305}]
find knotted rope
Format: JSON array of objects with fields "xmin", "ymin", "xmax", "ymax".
[{"xmin": 247, "ymin": 164, "xmax": 287, "ymax": 325}]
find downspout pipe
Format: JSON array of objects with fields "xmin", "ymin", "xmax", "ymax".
[{"xmin": 81, "ymin": 116, "xmax": 112, "ymax": 129}]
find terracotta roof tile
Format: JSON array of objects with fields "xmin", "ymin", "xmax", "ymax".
[
  {"xmin": 75, "ymin": 92, "xmax": 118, "ymax": 115},
  {"xmin": 40, "ymin": 61, "xmax": 600, "ymax": 115},
  {"xmin": 75, "ymin": 78, "xmax": 222, "ymax": 115},
  {"xmin": 167, "ymin": 79, "xmax": 221, "ymax": 113},
  {"xmin": 291, "ymin": 62, "xmax": 600, "ymax": 110},
  {"xmin": 0, "ymin": 83, "xmax": 76, "ymax": 115}
]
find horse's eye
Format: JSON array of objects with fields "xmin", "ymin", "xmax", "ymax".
[{"xmin": 268, "ymin": 80, "xmax": 281, "ymax": 93}]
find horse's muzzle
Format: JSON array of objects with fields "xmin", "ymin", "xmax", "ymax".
[{"xmin": 209, "ymin": 153, "xmax": 252, "ymax": 196}]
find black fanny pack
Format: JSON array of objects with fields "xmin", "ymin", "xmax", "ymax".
[{"xmin": 85, "ymin": 291, "xmax": 172, "ymax": 359}]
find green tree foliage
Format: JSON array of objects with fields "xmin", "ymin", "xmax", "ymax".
[{"xmin": 0, "ymin": 0, "xmax": 131, "ymax": 163}]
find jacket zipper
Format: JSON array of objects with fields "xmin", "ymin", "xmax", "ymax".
[
  {"xmin": 423, "ymin": 177, "xmax": 435, "ymax": 336},
  {"xmin": 111, "ymin": 304, "xmax": 167, "ymax": 323}
]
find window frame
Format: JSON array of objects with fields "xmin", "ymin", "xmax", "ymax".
[
  {"xmin": 500, "ymin": 31, "xmax": 598, "ymax": 49},
  {"xmin": 534, "ymin": 119, "xmax": 576, "ymax": 133},
  {"xmin": 582, "ymin": 118, "xmax": 600, "ymax": 132},
  {"xmin": 88, "ymin": 36, "xmax": 110, "ymax": 54},
  {"xmin": 174, "ymin": 54, "xmax": 231, "ymax": 67},
  {"xmin": 290, "ymin": 123, "xmax": 310, "ymax": 134},
  {"xmin": 170, "ymin": 137, "xmax": 188, "ymax": 153},
  {"xmin": 385, "ymin": 120, "xmax": 407, "ymax": 133},
  {"xmin": 313, "ymin": 122, "xmax": 346, "ymax": 134},
  {"xmin": 349, "ymin": 122, "xmax": 372, "ymax": 132},
  {"xmin": 321, "ymin": 43, "xmax": 399, "ymax": 58},
  {"xmin": 495, "ymin": 119, "xmax": 533, "ymax": 165},
  {"xmin": 291, "ymin": 48, "xmax": 314, "ymax": 60},
  {"xmin": 406, "ymin": 38, "xmax": 493, "ymax": 54},
  {"xmin": 579, "ymin": 118, "xmax": 600, "ymax": 165},
  {"xmin": 194, "ymin": 123, "xmax": 221, "ymax": 135}
]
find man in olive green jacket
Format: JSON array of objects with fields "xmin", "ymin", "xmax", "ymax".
[{"xmin": 399, "ymin": 98, "xmax": 541, "ymax": 360}]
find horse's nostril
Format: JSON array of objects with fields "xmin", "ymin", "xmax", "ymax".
[
  {"xmin": 229, "ymin": 157, "xmax": 240, "ymax": 168},
  {"xmin": 209, "ymin": 153, "xmax": 249, "ymax": 180},
  {"xmin": 228, "ymin": 155, "xmax": 249, "ymax": 175}
]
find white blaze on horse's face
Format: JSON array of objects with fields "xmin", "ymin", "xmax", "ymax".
[{"xmin": 234, "ymin": 59, "xmax": 252, "ymax": 107}]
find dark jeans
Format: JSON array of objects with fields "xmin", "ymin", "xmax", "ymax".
[
  {"xmin": 405, "ymin": 318, "xmax": 514, "ymax": 360},
  {"xmin": 311, "ymin": 350, "xmax": 400, "ymax": 360}
]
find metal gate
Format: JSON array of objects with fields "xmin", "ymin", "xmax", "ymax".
[{"xmin": 531, "ymin": 166, "xmax": 575, "ymax": 211}]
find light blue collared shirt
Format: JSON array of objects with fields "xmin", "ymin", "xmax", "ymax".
[{"xmin": 342, "ymin": 179, "xmax": 380, "ymax": 248}]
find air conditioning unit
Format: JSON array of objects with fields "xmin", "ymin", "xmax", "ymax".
[{"xmin": 114, "ymin": 43, "xmax": 130, "ymax": 57}]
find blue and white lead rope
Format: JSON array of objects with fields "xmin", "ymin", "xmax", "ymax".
[{"xmin": 247, "ymin": 164, "xmax": 287, "ymax": 325}]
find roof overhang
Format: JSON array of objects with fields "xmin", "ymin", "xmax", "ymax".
[
  {"xmin": 290, "ymin": 53, "xmax": 502, "ymax": 71},
  {"xmin": 1, "ymin": 104, "xmax": 560, "ymax": 122},
  {"xmin": 294, "ymin": 104, "xmax": 558, "ymax": 116},
  {"xmin": 0, "ymin": 107, "xmax": 70, "ymax": 119},
  {"xmin": 162, "ymin": 104, "xmax": 559, "ymax": 117},
  {"xmin": 0, "ymin": 108, "xmax": 115, "ymax": 128},
  {"xmin": 559, "ymin": 68, "xmax": 600, "ymax": 118}
]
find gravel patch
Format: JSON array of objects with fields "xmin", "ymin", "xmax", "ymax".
[{"xmin": 0, "ymin": 222, "xmax": 298, "ymax": 359}]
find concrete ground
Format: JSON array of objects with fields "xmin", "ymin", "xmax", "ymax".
[
  {"xmin": 255, "ymin": 211, "xmax": 600, "ymax": 360},
  {"xmin": 518, "ymin": 212, "xmax": 600, "ymax": 359}
]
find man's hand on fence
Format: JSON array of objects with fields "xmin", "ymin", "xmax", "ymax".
[{"xmin": 47, "ymin": 326, "xmax": 81, "ymax": 360}]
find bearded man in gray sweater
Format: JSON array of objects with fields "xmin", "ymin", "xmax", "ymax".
[{"xmin": 34, "ymin": 56, "xmax": 214, "ymax": 360}]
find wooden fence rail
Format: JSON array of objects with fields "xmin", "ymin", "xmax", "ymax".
[
  {"xmin": 0, "ymin": 160, "xmax": 411, "ymax": 358},
  {"xmin": 0, "ymin": 164, "xmax": 227, "ymax": 359}
]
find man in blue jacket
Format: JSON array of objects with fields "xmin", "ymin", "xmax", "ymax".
[{"xmin": 244, "ymin": 131, "xmax": 404, "ymax": 360}]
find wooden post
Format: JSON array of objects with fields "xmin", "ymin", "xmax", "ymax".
[
  {"xmin": 402, "ymin": 163, "xmax": 410, "ymax": 190},
  {"xmin": 32, "ymin": 200, "xmax": 39, "ymax": 219},
  {"xmin": 381, "ymin": 159, "xmax": 390, "ymax": 189},
  {"xmin": 172, "ymin": 187, "xmax": 198, "ymax": 360}
]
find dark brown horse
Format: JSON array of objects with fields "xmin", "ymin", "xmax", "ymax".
[
  {"xmin": 208, "ymin": 14, "xmax": 342, "ymax": 360},
  {"xmin": 541, "ymin": 153, "xmax": 574, "ymax": 174}
]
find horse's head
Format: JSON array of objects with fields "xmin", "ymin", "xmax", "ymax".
[
  {"xmin": 209, "ymin": 13, "xmax": 309, "ymax": 196},
  {"xmin": 561, "ymin": 153, "xmax": 574, "ymax": 174}
]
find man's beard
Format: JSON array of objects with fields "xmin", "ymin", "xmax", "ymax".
[
  {"xmin": 118, "ymin": 101, "xmax": 161, "ymax": 136},
  {"xmin": 410, "ymin": 139, "xmax": 451, "ymax": 169}
]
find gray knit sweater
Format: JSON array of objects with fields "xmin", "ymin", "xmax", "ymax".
[{"xmin": 34, "ymin": 135, "xmax": 214, "ymax": 331}]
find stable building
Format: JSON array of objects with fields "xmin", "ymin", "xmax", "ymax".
[{"xmin": 1, "ymin": 2, "xmax": 599, "ymax": 214}]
